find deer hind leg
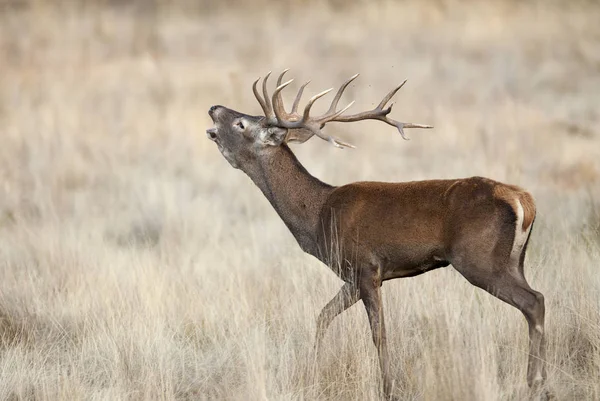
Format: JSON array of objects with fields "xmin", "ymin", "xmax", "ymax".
[
  {"xmin": 494, "ymin": 273, "xmax": 545, "ymax": 388},
  {"xmin": 360, "ymin": 266, "xmax": 393, "ymax": 399},
  {"xmin": 453, "ymin": 259, "xmax": 546, "ymax": 390},
  {"xmin": 451, "ymin": 195, "xmax": 546, "ymax": 390}
]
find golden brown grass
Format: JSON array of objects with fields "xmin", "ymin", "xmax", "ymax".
[{"xmin": 0, "ymin": 1, "xmax": 599, "ymax": 400}]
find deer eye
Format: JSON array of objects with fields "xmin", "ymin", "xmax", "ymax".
[{"xmin": 236, "ymin": 120, "xmax": 245, "ymax": 130}]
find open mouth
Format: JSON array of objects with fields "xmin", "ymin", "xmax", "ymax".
[{"xmin": 206, "ymin": 127, "xmax": 217, "ymax": 141}]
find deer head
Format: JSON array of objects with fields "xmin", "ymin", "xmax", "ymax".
[{"xmin": 206, "ymin": 70, "xmax": 433, "ymax": 169}]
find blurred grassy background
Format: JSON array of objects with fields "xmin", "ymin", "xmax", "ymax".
[{"xmin": 0, "ymin": 1, "xmax": 599, "ymax": 400}]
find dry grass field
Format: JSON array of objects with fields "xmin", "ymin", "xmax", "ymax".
[{"xmin": 0, "ymin": 1, "xmax": 599, "ymax": 400}]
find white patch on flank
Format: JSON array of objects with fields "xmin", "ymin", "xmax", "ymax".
[{"xmin": 510, "ymin": 199, "xmax": 531, "ymax": 262}]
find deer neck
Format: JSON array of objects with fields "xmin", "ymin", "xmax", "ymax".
[{"xmin": 244, "ymin": 144, "xmax": 334, "ymax": 255}]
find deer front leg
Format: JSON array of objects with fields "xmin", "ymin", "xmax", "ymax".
[
  {"xmin": 314, "ymin": 282, "xmax": 361, "ymax": 357},
  {"xmin": 361, "ymin": 267, "xmax": 393, "ymax": 399},
  {"xmin": 307, "ymin": 282, "xmax": 361, "ymax": 388}
]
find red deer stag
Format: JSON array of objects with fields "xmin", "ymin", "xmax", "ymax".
[{"xmin": 206, "ymin": 71, "xmax": 546, "ymax": 398}]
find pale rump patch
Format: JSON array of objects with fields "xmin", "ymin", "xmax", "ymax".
[
  {"xmin": 494, "ymin": 185, "xmax": 536, "ymax": 262},
  {"xmin": 510, "ymin": 199, "xmax": 532, "ymax": 262},
  {"xmin": 494, "ymin": 184, "xmax": 536, "ymax": 231}
]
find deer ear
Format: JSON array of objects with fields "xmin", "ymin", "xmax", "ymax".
[{"xmin": 258, "ymin": 127, "xmax": 288, "ymax": 146}]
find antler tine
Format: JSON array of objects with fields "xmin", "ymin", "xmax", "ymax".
[
  {"xmin": 299, "ymin": 126, "xmax": 356, "ymax": 149},
  {"xmin": 273, "ymin": 70, "xmax": 290, "ymax": 117},
  {"xmin": 291, "ymin": 81, "xmax": 310, "ymax": 114},
  {"xmin": 402, "ymin": 122, "xmax": 434, "ymax": 129},
  {"xmin": 301, "ymin": 88, "xmax": 333, "ymax": 122},
  {"xmin": 271, "ymin": 68, "xmax": 292, "ymax": 119},
  {"xmin": 320, "ymin": 100, "xmax": 355, "ymax": 126},
  {"xmin": 272, "ymin": 79, "xmax": 294, "ymax": 123},
  {"xmin": 388, "ymin": 116, "xmax": 434, "ymax": 140},
  {"xmin": 277, "ymin": 68, "xmax": 290, "ymax": 86},
  {"xmin": 276, "ymin": 69, "xmax": 289, "ymax": 86},
  {"xmin": 252, "ymin": 77, "xmax": 271, "ymax": 118},
  {"xmin": 328, "ymin": 136, "xmax": 356, "ymax": 149},
  {"xmin": 325, "ymin": 73, "xmax": 359, "ymax": 116},
  {"xmin": 377, "ymin": 80, "xmax": 407, "ymax": 110},
  {"xmin": 261, "ymin": 71, "xmax": 273, "ymax": 116}
]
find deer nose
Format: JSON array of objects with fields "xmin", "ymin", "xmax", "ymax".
[{"xmin": 208, "ymin": 105, "xmax": 221, "ymax": 118}]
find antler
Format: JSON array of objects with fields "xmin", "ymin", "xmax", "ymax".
[{"xmin": 252, "ymin": 70, "xmax": 433, "ymax": 149}]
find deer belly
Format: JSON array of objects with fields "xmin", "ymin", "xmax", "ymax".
[{"xmin": 379, "ymin": 246, "xmax": 449, "ymax": 280}]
